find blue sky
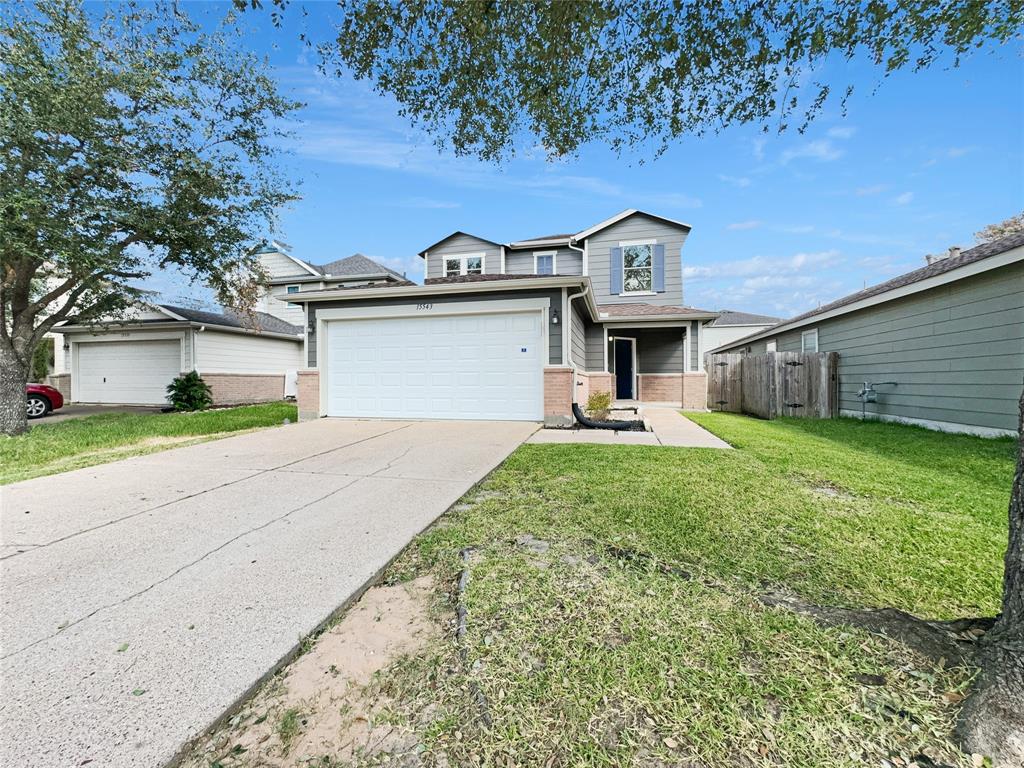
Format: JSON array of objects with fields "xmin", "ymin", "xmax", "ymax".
[{"xmin": 153, "ymin": 3, "xmax": 1023, "ymax": 318}]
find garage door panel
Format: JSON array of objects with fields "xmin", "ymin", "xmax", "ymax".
[
  {"xmin": 326, "ymin": 311, "xmax": 543, "ymax": 421},
  {"xmin": 77, "ymin": 340, "xmax": 181, "ymax": 405}
]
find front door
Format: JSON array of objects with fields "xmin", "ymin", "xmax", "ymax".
[{"xmin": 614, "ymin": 338, "xmax": 634, "ymax": 399}]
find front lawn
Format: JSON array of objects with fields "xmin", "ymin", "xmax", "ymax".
[
  {"xmin": 0, "ymin": 402, "xmax": 297, "ymax": 484},
  {"xmin": 183, "ymin": 414, "xmax": 1016, "ymax": 768}
]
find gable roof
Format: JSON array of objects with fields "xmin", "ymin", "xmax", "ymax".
[
  {"xmin": 159, "ymin": 305, "xmax": 303, "ymax": 336},
  {"xmin": 714, "ymin": 231, "xmax": 1024, "ymax": 351},
  {"xmin": 573, "ymin": 209, "xmax": 692, "ymax": 241},
  {"xmin": 710, "ymin": 310, "xmax": 781, "ymax": 326},
  {"xmin": 417, "ymin": 231, "xmax": 504, "ymax": 257},
  {"xmin": 315, "ymin": 253, "xmax": 405, "ymax": 281}
]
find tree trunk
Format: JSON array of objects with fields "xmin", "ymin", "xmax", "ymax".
[
  {"xmin": 0, "ymin": 336, "xmax": 30, "ymax": 436},
  {"xmin": 956, "ymin": 384, "xmax": 1024, "ymax": 766}
]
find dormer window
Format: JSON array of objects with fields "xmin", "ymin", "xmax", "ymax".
[
  {"xmin": 444, "ymin": 254, "xmax": 484, "ymax": 277},
  {"xmin": 534, "ymin": 251, "xmax": 557, "ymax": 275},
  {"xmin": 622, "ymin": 243, "xmax": 653, "ymax": 293}
]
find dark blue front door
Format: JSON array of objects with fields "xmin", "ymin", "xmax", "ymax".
[{"xmin": 614, "ymin": 339, "xmax": 633, "ymax": 399}]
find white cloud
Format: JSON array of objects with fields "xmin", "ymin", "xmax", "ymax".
[
  {"xmin": 781, "ymin": 139, "xmax": 843, "ymax": 164},
  {"xmin": 718, "ymin": 174, "xmax": 751, "ymax": 188},
  {"xmin": 683, "ymin": 249, "xmax": 842, "ymax": 281},
  {"xmin": 854, "ymin": 184, "xmax": 886, "ymax": 196},
  {"xmin": 892, "ymin": 191, "xmax": 914, "ymax": 206},
  {"xmin": 827, "ymin": 126, "xmax": 857, "ymax": 139},
  {"xmin": 726, "ymin": 220, "xmax": 762, "ymax": 231}
]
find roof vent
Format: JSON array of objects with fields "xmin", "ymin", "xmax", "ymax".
[
  {"xmin": 948, "ymin": 245, "xmax": 961, "ymax": 259},
  {"xmin": 925, "ymin": 252, "xmax": 946, "ymax": 265}
]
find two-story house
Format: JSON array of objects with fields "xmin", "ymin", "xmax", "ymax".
[{"xmin": 287, "ymin": 209, "xmax": 717, "ymax": 425}]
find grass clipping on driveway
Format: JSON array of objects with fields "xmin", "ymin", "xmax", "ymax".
[
  {"xmin": 183, "ymin": 415, "xmax": 1014, "ymax": 768},
  {"xmin": 0, "ymin": 402, "xmax": 297, "ymax": 484}
]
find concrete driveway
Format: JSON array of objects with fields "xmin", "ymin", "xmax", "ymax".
[{"xmin": 0, "ymin": 418, "xmax": 536, "ymax": 767}]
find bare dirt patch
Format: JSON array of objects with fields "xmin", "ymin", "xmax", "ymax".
[{"xmin": 181, "ymin": 575, "xmax": 438, "ymax": 768}]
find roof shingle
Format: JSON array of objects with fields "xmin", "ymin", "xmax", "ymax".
[{"xmin": 160, "ymin": 305, "xmax": 302, "ymax": 336}]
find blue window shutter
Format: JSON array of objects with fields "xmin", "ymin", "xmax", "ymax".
[
  {"xmin": 653, "ymin": 244, "xmax": 666, "ymax": 292},
  {"xmin": 610, "ymin": 247, "xmax": 623, "ymax": 294}
]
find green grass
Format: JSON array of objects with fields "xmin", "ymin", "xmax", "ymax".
[
  {"xmin": 366, "ymin": 414, "xmax": 1014, "ymax": 767},
  {"xmin": 0, "ymin": 402, "xmax": 297, "ymax": 484}
]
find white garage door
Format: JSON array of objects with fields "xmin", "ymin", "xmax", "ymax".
[
  {"xmin": 325, "ymin": 311, "xmax": 544, "ymax": 421},
  {"xmin": 77, "ymin": 339, "xmax": 182, "ymax": 404}
]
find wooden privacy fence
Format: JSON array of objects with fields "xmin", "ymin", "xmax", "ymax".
[{"xmin": 705, "ymin": 351, "xmax": 839, "ymax": 419}]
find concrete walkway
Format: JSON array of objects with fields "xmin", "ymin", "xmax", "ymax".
[
  {"xmin": 527, "ymin": 408, "xmax": 731, "ymax": 448},
  {"xmin": 0, "ymin": 418, "xmax": 536, "ymax": 768}
]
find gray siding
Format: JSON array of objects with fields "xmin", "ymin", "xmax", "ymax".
[
  {"xmin": 505, "ymin": 246, "xmax": 583, "ymax": 276},
  {"xmin": 425, "ymin": 234, "xmax": 502, "ymax": 279},
  {"xmin": 716, "ymin": 262, "xmax": 1024, "ymax": 432},
  {"xmin": 690, "ymin": 320, "xmax": 700, "ymax": 370},
  {"xmin": 638, "ymin": 329, "xmax": 686, "ymax": 374},
  {"xmin": 585, "ymin": 323, "xmax": 605, "ymax": 371},
  {"xmin": 569, "ymin": 300, "xmax": 587, "ymax": 367},
  {"xmin": 306, "ymin": 289, "xmax": 564, "ymax": 368},
  {"xmin": 585, "ymin": 213, "xmax": 687, "ymax": 307}
]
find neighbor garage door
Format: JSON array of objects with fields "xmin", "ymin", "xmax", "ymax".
[
  {"xmin": 76, "ymin": 339, "xmax": 182, "ymax": 404},
  {"xmin": 325, "ymin": 311, "xmax": 544, "ymax": 420}
]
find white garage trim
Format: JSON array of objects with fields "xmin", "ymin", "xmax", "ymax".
[
  {"xmin": 317, "ymin": 298, "xmax": 549, "ymax": 420},
  {"xmin": 72, "ymin": 333, "xmax": 185, "ymax": 404}
]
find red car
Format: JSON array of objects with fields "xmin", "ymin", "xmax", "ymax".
[{"xmin": 26, "ymin": 383, "xmax": 64, "ymax": 419}]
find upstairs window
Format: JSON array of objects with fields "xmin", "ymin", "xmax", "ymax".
[
  {"xmin": 534, "ymin": 251, "xmax": 556, "ymax": 275},
  {"xmin": 285, "ymin": 284, "xmax": 300, "ymax": 306},
  {"xmin": 622, "ymin": 244, "xmax": 653, "ymax": 293},
  {"xmin": 801, "ymin": 329, "xmax": 818, "ymax": 353},
  {"xmin": 444, "ymin": 254, "xmax": 484, "ymax": 277},
  {"xmin": 765, "ymin": 339, "xmax": 777, "ymax": 353}
]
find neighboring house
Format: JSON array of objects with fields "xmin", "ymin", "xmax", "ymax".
[
  {"xmin": 53, "ymin": 305, "xmax": 304, "ymax": 406},
  {"xmin": 286, "ymin": 209, "xmax": 718, "ymax": 425},
  {"xmin": 47, "ymin": 247, "xmax": 407, "ymax": 407},
  {"xmin": 702, "ymin": 310, "xmax": 781, "ymax": 352},
  {"xmin": 712, "ymin": 232, "xmax": 1024, "ymax": 437},
  {"xmin": 253, "ymin": 242, "xmax": 411, "ymax": 327}
]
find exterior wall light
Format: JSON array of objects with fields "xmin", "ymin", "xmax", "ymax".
[{"xmin": 551, "ymin": 309, "xmax": 560, "ymax": 325}]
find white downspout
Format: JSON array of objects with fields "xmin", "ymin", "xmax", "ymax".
[{"xmin": 566, "ymin": 279, "xmax": 590, "ymax": 406}]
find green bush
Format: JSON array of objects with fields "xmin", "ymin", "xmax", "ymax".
[
  {"xmin": 166, "ymin": 370, "xmax": 213, "ymax": 411},
  {"xmin": 31, "ymin": 338, "xmax": 54, "ymax": 382},
  {"xmin": 585, "ymin": 390, "xmax": 612, "ymax": 420}
]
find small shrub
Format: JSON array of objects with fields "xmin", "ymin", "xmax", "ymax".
[
  {"xmin": 585, "ymin": 390, "xmax": 612, "ymax": 421},
  {"xmin": 166, "ymin": 370, "xmax": 213, "ymax": 411}
]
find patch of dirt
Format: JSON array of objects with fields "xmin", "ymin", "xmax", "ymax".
[{"xmin": 181, "ymin": 575, "xmax": 438, "ymax": 768}]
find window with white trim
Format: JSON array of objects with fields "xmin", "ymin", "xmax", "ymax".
[
  {"xmin": 444, "ymin": 254, "xmax": 484, "ymax": 277},
  {"xmin": 801, "ymin": 329, "xmax": 818, "ymax": 353},
  {"xmin": 534, "ymin": 251, "xmax": 556, "ymax": 275},
  {"xmin": 285, "ymin": 284, "xmax": 300, "ymax": 306},
  {"xmin": 622, "ymin": 243, "xmax": 653, "ymax": 293},
  {"xmin": 765, "ymin": 339, "xmax": 777, "ymax": 353}
]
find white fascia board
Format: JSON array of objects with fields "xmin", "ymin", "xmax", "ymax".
[
  {"xmin": 289, "ymin": 276, "xmax": 588, "ymax": 303},
  {"xmin": 717, "ymin": 245, "xmax": 1024, "ymax": 350},
  {"xmin": 281, "ymin": 252, "xmax": 322, "ymax": 276},
  {"xmin": 598, "ymin": 313, "xmax": 717, "ymax": 324},
  {"xmin": 602, "ymin": 319, "xmax": 701, "ymax": 329},
  {"xmin": 573, "ymin": 208, "xmax": 694, "ymax": 241},
  {"xmin": 508, "ymin": 238, "xmax": 570, "ymax": 249},
  {"xmin": 60, "ymin": 320, "xmax": 302, "ymax": 342}
]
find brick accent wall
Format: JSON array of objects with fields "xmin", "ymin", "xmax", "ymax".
[
  {"xmin": 576, "ymin": 371, "xmax": 613, "ymax": 406},
  {"xmin": 202, "ymin": 373, "xmax": 284, "ymax": 406},
  {"xmin": 543, "ymin": 367, "xmax": 573, "ymax": 426},
  {"xmin": 636, "ymin": 373, "xmax": 708, "ymax": 409},
  {"xmin": 682, "ymin": 372, "xmax": 708, "ymax": 410},
  {"xmin": 296, "ymin": 369, "xmax": 320, "ymax": 422},
  {"xmin": 46, "ymin": 373, "xmax": 70, "ymax": 401}
]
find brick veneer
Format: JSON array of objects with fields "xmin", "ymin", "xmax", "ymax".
[
  {"xmin": 296, "ymin": 369, "xmax": 320, "ymax": 421},
  {"xmin": 543, "ymin": 367, "xmax": 573, "ymax": 426},
  {"xmin": 46, "ymin": 373, "xmax": 70, "ymax": 401},
  {"xmin": 202, "ymin": 373, "xmax": 284, "ymax": 405},
  {"xmin": 575, "ymin": 371, "xmax": 613, "ymax": 406},
  {"xmin": 637, "ymin": 372, "xmax": 708, "ymax": 409}
]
